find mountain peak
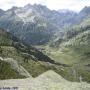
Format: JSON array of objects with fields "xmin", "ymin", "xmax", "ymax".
[
  {"xmin": 24, "ymin": 3, "xmax": 32, "ymax": 8},
  {"xmin": 80, "ymin": 6, "xmax": 90, "ymax": 14},
  {"xmin": 0, "ymin": 9, "xmax": 4, "ymax": 12},
  {"xmin": 0, "ymin": 9, "xmax": 4, "ymax": 16},
  {"xmin": 10, "ymin": 6, "xmax": 18, "ymax": 11}
]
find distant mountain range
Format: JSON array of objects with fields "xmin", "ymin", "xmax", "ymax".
[
  {"xmin": 0, "ymin": 4, "xmax": 78, "ymax": 44},
  {"xmin": 0, "ymin": 4, "xmax": 90, "ymax": 83},
  {"xmin": 0, "ymin": 4, "xmax": 90, "ymax": 45}
]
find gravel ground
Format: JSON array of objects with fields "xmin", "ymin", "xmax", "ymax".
[{"xmin": 0, "ymin": 70, "xmax": 90, "ymax": 90}]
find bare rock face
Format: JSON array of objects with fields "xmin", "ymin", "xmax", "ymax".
[{"xmin": 0, "ymin": 70, "xmax": 90, "ymax": 90}]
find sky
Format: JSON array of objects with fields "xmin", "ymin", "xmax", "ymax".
[{"xmin": 0, "ymin": 0, "xmax": 90, "ymax": 12}]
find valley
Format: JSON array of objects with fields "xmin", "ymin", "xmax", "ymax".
[{"xmin": 0, "ymin": 3, "xmax": 90, "ymax": 90}]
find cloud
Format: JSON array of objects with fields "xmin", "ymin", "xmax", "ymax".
[
  {"xmin": 0, "ymin": 0, "xmax": 46, "ymax": 10},
  {"xmin": 0, "ymin": 0, "xmax": 90, "ymax": 11},
  {"xmin": 45, "ymin": 0, "xmax": 90, "ymax": 11}
]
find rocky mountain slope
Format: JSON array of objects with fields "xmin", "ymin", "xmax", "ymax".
[
  {"xmin": 35, "ymin": 10, "xmax": 90, "ymax": 82},
  {"xmin": 0, "ymin": 28, "xmax": 65, "ymax": 79},
  {"xmin": 0, "ymin": 4, "xmax": 77, "ymax": 45},
  {"xmin": 0, "ymin": 5, "xmax": 90, "ymax": 45}
]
